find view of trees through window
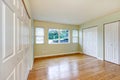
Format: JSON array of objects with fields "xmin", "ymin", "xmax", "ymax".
[
  {"xmin": 49, "ymin": 29, "xmax": 59, "ymax": 43},
  {"xmin": 48, "ymin": 29, "xmax": 69, "ymax": 44}
]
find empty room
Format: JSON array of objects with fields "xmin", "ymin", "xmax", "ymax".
[{"xmin": 0, "ymin": 0, "xmax": 120, "ymax": 80}]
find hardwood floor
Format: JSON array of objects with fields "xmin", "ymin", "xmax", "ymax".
[{"xmin": 28, "ymin": 54, "xmax": 120, "ymax": 80}]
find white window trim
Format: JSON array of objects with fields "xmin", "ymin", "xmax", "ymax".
[
  {"xmin": 48, "ymin": 29, "xmax": 70, "ymax": 44},
  {"xmin": 35, "ymin": 27, "xmax": 44, "ymax": 44},
  {"xmin": 72, "ymin": 30, "xmax": 78, "ymax": 43}
]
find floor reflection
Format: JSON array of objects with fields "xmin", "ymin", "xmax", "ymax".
[
  {"xmin": 47, "ymin": 59, "xmax": 79, "ymax": 80},
  {"xmin": 28, "ymin": 54, "xmax": 120, "ymax": 80}
]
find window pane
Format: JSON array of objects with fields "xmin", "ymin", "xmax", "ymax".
[
  {"xmin": 73, "ymin": 37, "xmax": 78, "ymax": 43},
  {"xmin": 72, "ymin": 30, "xmax": 78, "ymax": 37},
  {"xmin": 36, "ymin": 28, "xmax": 44, "ymax": 36},
  {"xmin": 36, "ymin": 36, "xmax": 44, "ymax": 44},
  {"xmin": 48, "ymin": 29, "xmax": 59, "ymax": 44},
  {"xmin": 60, "ymin": 30, "xmax": 69, "ymax": 43}
]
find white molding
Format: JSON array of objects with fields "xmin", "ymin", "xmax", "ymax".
[
  {"xmin": 82, "ymin": 52, "xmax": 104, "ymax": 60},
  {"xmin": 30, "ymin": 61, "xmax": 33, "ymax": 70},
  {"xmin": 97, "ymin": 57, "xmax": 104, "ymax": 60},
  {"xmin": 34, "ymin": 51, "xmax": 81, "ymax": 58},
  {"xmin": 25, "ymin": 68, "xmax": 30, "ymax": 80},
  {"xmin": 79, "ymin": 52, "xmax": 84, "ymax": 54}
]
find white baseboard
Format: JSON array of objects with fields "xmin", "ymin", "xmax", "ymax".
[
  {"xmin": 34, "ymin": 51, "xmax": 81, "ymax": 58},
  {"xmin": 97, "ymin": 57, "xmax": 104, "ymax": 60},
  {"xmin": 30, "ymin": 62, "xmax": 33, "ymax": 70},
  {"xmin": 81, "ymin": 52, "xmax": 104, "ymax": 61},
  {"xmin": 26, "ymin": 68, "xmax": 30, "ymax": 80},
  {"xmin": 79, "ymin": 52, "xmax": 84, "ymax": 54}
]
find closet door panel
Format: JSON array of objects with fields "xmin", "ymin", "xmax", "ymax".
[
  {"xmin": 1, "ymin": 0, "xmax": 31, "ymax": 79},
  {"xmin": 3, "ymin": 4, "xmax": 15, "ymax": 59},
  {"xmin": 1, "ymin": 1, "xmax": 17, "ymax": 80},
  {"xmin": 83, "ymin": 27, "xmax": 98, "ymax": 58},
  {"xmin": 104, "ymin": 21, "xmax": 119, "ymax": 64},
  {"xmin": 112, "ymin": 22, "xmax": 119, "ymax": 63}
]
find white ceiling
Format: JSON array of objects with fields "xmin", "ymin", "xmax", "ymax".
[{"xmin": 29, "ymin": 0, "xmax": 120, "ymax": 25}]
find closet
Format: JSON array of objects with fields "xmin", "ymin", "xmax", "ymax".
[
  {"xmin": 83, "ymin": 27, "xmax": 98, "ymax": 58},
  {"xmin": 104, "ymin": 21, "xmax": 120, "ymax": 64},
  {"xmin": 0, "ymin": 0, "xmax": 33, "ymax": 80}
]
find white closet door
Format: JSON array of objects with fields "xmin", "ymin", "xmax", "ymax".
[
  {"xmin": 1, "ymin": 0, "xmax": 32, "ymax": 80},
  {"xmin": 0, "ymin": 0, "xmax": 2, "ymax": 78},
  {"xmin": 1, "ymin": 1, "xmax": 16, "ymax": 80},
  {"xmin": 83, "ymin": 27, "xmax": 98, "ymax": 58},
  {"xmin": 104, "ymin": 21, "xmax": 119, "ymax": 64}
]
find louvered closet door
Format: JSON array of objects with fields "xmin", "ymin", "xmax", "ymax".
[
  {"xmin": 104, "ymin": 21, "xmax": 119, "ymax": 64},
  {"xmin": 83, "ymin": 27, "xmax": 98, "ymax": 58}
]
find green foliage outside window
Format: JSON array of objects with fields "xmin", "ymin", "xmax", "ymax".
[
  {"xmin": 48, "ymin": 29, "xmax": 69, "ymax": 44},
  {"xmin": 48, "ymin": 30, "xmax": 58, "ymax": 40}
]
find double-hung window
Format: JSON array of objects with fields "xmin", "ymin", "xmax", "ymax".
[
  {"xmin": 72, "ymin": 30, "xmax": 78, "ymax": 43},
  {"xmin": 35, "ymin": 28, "xmax": 44, "ymax": 44}
]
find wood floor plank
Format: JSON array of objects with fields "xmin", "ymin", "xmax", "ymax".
[{"xmin": 28, "ymin": 54, "xmax": 120, "ymax": 80}]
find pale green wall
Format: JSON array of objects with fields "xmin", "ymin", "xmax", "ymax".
[
  {"xmin": 79, "ymin": 11, "xmax": 120, "ymax": 60},
  {"xmin": 34, "ymin": 20, "xmax": 80, "ymax": 57}
]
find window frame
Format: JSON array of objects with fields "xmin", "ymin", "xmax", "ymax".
[
  {"xmin": 48, "ymin": 29, "xmax": 59, "ymax": 44},
  {"xmin": 48, "ymin": 29, "xmax": 70, "ymax": 44},
  {"xmin": 35, "ymin": 27, "xmax": 44, "ymax": 44},
  {"xmin": 72, "ymin": 30, "xmax": 78, "ymax": 43}
]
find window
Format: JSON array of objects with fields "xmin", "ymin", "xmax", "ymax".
[
  {"xmin": 48, "ymin": 29, "xmax": 59, "ymax": 44},
  {"xmin": 60, "ymin": 30, "xmax": 69, "ymax": 43},
  {"xmin": 48, "ymin": 29, "xmax": 69, "ymax": 44},
  {"xmin": 72, "ymin": 30, "xmax": 78, "ymax": 43},
  {"xmin": 35, "ymin": 28, "xmax": 44, "ymax": 44}
]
